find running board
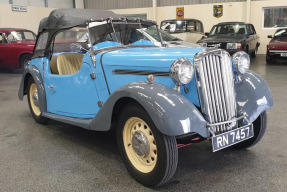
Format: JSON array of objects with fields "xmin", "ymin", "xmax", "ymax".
[{"xmin": 42, "ymin": 112, "xmax": 92, "ymax": 129}]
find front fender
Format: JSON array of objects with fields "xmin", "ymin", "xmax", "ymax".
[
  {"xmin": 18, "ymin": 66, "xmax": 47, "ymax": 113},
  {"xmin": 90, "ymin": 82, "xmax": 208, "ymax": 137},
  {"xmin": 236, "ymin": 70, "xmax": 273, "ymax": 123}
]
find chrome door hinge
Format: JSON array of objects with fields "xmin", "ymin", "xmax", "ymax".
[
  {"xmin": 90, "ymin": 72, "xmax": 96, "ymax": 79},
  {"xmin": 97, "ymin": 101, "xmax": 103, "ymax": 107}
]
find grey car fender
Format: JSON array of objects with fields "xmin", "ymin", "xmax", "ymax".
[
  {"xmin": 235, "ymin": 71, "xmax": 273, "ymax": 123},
  {"xmin": 18, "ymin": 66, "xmax": 47, "ymax": 113},
  {"xmin": 89, "ymin": 82, "xmax": 208, "ymax": 137}
]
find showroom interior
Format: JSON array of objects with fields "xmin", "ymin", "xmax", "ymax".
[{"xmin": 0, "ymin": 0, "xmax": 286, "ymax": 191}]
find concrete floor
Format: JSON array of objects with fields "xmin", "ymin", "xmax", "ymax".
[{"xmin": 0, "ymin": 55, "xmax": 286, "ymax": 192}]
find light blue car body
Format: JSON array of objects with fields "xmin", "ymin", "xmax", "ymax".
[{"xmin": 19, "ymin": 40, "xmax": 273, "ymax": 138}]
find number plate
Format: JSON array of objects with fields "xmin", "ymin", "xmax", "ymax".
[
  {"xmin": 280, "ymin": 53, "xmax": 287, "ymax": 57},
  {"xmin": 212, "ymin": 124, "xmax": 254, "ymax": 152}
]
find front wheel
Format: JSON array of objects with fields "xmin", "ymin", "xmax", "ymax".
[
  {"xmin": 233, "ymin": 111, "xmax": 267, "ymax": 149},
  {"xmin": 117, "ymin": 103, "xmax": 178, "ymax": 187}
]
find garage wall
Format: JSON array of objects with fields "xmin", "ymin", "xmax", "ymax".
[
  {"xmin": 0, "ymin": 4, "xmax": 55, "ymax": 33},
  {"xmin": 250, "ymin": 0, "xmax": 287, "ymax": 54},
  {"xmin": 156, "ymin": 2, "xmax": 247, "ymax": 33}
]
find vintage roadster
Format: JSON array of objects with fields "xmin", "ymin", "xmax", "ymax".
[{"xmin": 19, "ymin": 9, "xmax": 273, "ymax": 187}]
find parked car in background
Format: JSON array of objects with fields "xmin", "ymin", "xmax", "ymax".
[
  {"xmin": 160, "ymin": 19, "xmax": 205, "ymax": 43},
  {"xmin": 19, "ymin": 9, "xmax": 273, "ymax": 187},
  {"xmin": 197, "ymin": 22, "xmax": 260, "ymax": 57},
  {"xmin": 0, "ymin": 28, "xmax": 36, "ymax": 69},
  {"xmin": 266, "ymin": 28, "xmax": 287, "ymax": 63}
]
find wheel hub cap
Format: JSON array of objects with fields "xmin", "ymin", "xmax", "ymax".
[
  {"xmin": 32, "ymin": 92, "xmax": 39, "ymax": 107},
  {"xmin": 132, "ymin": 131, "xmax": 150, "ymax": 158}
]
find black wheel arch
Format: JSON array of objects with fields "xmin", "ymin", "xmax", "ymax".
[{"xmin": 19, "ymin": 53, "xmax": 32, "ymax": 68}]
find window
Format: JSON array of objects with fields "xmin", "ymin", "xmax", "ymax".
[
  {"xmin": 35, "ymin": 32, "xmax": 48, "ymax": 50},
  {"xmin": 187, "ymin": 21, "xmax": 195, "ymax": 32},
  {"xmin": 195, "ymin": 21, "xmax": 203, "ymax": 33},
  {"xmin": 53, "ymin": 27, "xmax": 88, "ymax": 53},
  {"xmin": 6, "ymin": 31, "xmax": 36, "ymax": 42},
  {"xmin": 160, "ymin": 21, "xmax": 186, "ymax": 33},
  {"xmin": 210, "ymin": 24, "xmax": 247, "ymax": 36},
  {"xmin": 263, "ymin": 7, "xmax": 287, "ymax": 28},
  {"xmin": 0, "ymin": 33, "xmax": 2, "ymax": 44}
]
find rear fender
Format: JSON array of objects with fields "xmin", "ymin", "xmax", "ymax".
[{"xmin": 18, "ymin": 65, "xmax": 47, "ymax": 113}]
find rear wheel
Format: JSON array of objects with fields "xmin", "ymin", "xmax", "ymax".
[
  {"xmin": 20, "ymin": 54, "xmax": 32, "ymax": 70},
  {"xmin": 233, "ymin": 111, "xmax": 267, "ymax": 149},
  {"xmin": 27, "ymin": 78, "xmax": 47, "ymax": 124},
  {"xmin": 117, "ymin": 103, "xmax": 178, "ymax": 187},
  {"xmin": 251, "ymin": 46, "xmax": 258, "ymax": 58}
]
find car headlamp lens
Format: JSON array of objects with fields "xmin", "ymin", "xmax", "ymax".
[
  {"xmin": 227, "ymin": 43, "xmax": 242, "ymax": 50},
  {"xmin": 232, "ymin": 51, "xmax": 250, "ymax": 74},
  {"xmin": 170, "ymin": 58, "xmax": 194, "ymax": 85}
]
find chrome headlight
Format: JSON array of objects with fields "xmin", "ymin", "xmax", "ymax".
[
  {"xmin": 226, "ymin": 43, "xmax": 242, "ymax": 50},
  {"xmin": 232, "ymin": 51, "xmax": 250, "ymax": 74},
  {"xmin": 170, "ymin": 58, "xmax": 194, "ymax": 85},
  {"xmin": 197, "ymin": 42, "xmax": 207, "ymax": 47}
]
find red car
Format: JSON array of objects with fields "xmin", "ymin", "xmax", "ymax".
[
  {"xmin": 266, "ymin": 28, "xmax": 287, "ymax": 63},
  {"xmin": 0, "ymin": 28, "xmax": 36, "ymax": 69}
]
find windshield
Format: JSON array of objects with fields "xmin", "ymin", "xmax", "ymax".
[
  {"xmin": 273, "ymin": 29, "xmax": 287, "ymax": 40},
  {"xmin": 6, "ymin": 31, "xmax": 36, "ymax": 42},
  {"xmin": 210, "ymin": 24, "xmax": 247, "ymax": 36},
  {"xmin": 88, "ymin": 20, "xmax": 159, "ymax": 46},
  {"xmin": 144, "ymin": 27, "xmax": 181, "ymax": 41}
]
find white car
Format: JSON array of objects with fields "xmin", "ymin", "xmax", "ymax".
[{"xmin": 160, "ymin": 19, "xmax": 205, "ymax": 44}]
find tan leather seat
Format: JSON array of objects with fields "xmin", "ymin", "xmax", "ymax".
[
  {"xmin": 57, "ymin": 53, "xmax": 84, "ymax": 75},
  {"xmin": 50, "ymin": 55, "xmax": 59, "ymax": 74}
]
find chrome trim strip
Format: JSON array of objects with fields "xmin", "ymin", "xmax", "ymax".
[
  {"xmin": 269, "ymin": 50, "xmax": 287, "ymax": 53},
  {"xmin": 113, "ymin": 69, "xmax": 169, "ymax": 76}
]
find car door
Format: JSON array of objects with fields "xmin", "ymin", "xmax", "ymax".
[
  {"xmin": 45, "ymin": 55, "xmax": 101, "ymax": 119},
  {"xmin": 0, "ymin": 33, "xmax": 12, "ymax": 67},
  {"xmin": 250, "ymin": 24, "xmax": 259, "ymax": 50}
]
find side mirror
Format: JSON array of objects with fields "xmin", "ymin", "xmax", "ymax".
[
  {"xmin": 204, "ymin": 32, "xmax": 210, "ymax": 36},
  {"xmin": 268, "ymin": 35, "xmax": 273, "ymax": 39}
]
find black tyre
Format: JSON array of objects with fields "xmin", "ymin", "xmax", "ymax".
[
  {"xmin": 233, "ymin": 111, "xmax": 267, "ymax": 149},
  {"xmin": 20, "ymin": 54, "xmax": 31, "ymax": 70},
  {"xmin": 27, "ymin": 78, "xmax": 48, "ymax": 124},
  {"xmin": 244, "ymin": 46, "xmax": 249, "ymax": 55},
  {"xmin": 266, "ymin": 54, "xmax": 273, "ymax": 63},
  {"xmin": 251, "ymin": 46, "xmax": 258, "ymax": 58},
  {"xmin": 117, "ymin": 102, "xmax": 178, "ymax": 187}
]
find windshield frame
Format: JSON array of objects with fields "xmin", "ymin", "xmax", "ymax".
[{"xmin": 87, "ymin": 18, "xmax": 162, "ymax": 48}]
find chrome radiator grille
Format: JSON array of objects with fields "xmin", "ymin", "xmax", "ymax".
[{"xmin": 194, "ymin": 50, "xmax": 237, "ymax": 135}]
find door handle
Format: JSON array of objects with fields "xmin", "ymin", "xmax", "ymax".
[{"xmin": 48, "ymin": 84, "xmax": 54, "ymax": 90}]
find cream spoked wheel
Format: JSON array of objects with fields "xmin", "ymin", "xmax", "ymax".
[
  {"xmin": 117, "ymin": 103, "xmax": 178, "ymax": 187},
  {"xmin": 29, "ymin": 83, "xmax": 41, "ymax": 116},
  {"xmin": 123, "ymin": 117, "xmax": 157, "ymax": 173}
]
